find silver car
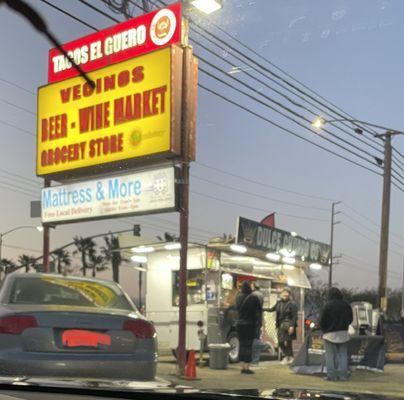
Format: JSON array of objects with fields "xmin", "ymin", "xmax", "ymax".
[{"xmin": 0, "ymin": 274, "xmax": 157, "ymax": 380}]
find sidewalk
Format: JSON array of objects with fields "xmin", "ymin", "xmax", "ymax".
[{"xmin": 157, "ymin": 357, "xmax": 404, "ymax": 398}]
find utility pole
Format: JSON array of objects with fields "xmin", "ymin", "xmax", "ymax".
[
  {"xmin": 401, "ymin": 254, "xmax": 404, "ymax": 318},
  {"xmin": 378, "ymin": 133, "xmax": 392, "ymax": 313},
  {"xmin": 329, "ymin": 201, "xmax": 341, "ymax": 288},
  {"xmin": 177, "ymin": 18, "xmax": 192, "ymax": 375},
  {"xmin": 42, "ymin": 178, "xmax": 51, "ymax": 273}
]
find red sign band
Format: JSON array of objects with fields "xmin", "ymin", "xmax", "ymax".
[{"xmin": 48, "ymin": 2, "xmax": 181, "ymax": 84}]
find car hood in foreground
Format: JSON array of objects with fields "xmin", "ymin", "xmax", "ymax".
[{"xmin": 0, "ymin": 377, "xmax": 399, "ymax": 400}]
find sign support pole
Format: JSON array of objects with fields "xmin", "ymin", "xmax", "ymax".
[
  {"xmin": 42, "ymin": 178, "xmax": 51, "ymax": 273},
  {"xmin": 177, "ymin": 38, "xmax": 193, "ymax": 374}
]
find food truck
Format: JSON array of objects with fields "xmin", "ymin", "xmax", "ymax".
[{"xmin": 119, "ymin": 217, "xmax": 331, "ymax": 361}]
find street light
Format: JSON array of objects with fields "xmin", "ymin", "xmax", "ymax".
[
  {"xmin": 0, "ymin": 226, "xmax": 43, "ymax": 275},
  {"xmin": 189, "ymin": 0, "xmax": 223, "ymax": 14},
  {"xmin": 311, "ymin": 115, "xmax": 404, "ymax": 312}
]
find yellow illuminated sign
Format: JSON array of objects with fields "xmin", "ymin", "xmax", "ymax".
[{"xmin": 37, "ymin": 47, "xmax": 180, "ymax": 177}]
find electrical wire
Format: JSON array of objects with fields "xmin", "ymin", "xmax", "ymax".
[
  {"xmin": 341, "ymin": 221, "xmax": 402, "ymax": 257},
  {"xmin": 176, "ymin": 0, "xmax": 384, "ymax": 146},
  {"xmin": 191, "ymin": 190, "xmax": 328, "ymax": 222},
  {"xmin": 198, "ymin": 60, "xmax": 381, "ymax": 168},
  {"xmin": 199, "ymin": 83, "xmax": 382, "ymax": 176},
  {"xmin": 342, "ymin": 203, "xmax": 404, "ymax": 242},
  {"xmin": 195, "ymin": 162, "xmax": 336, "ymax": 202},
  {"xmin": 340, "ymin": 211, "xmax": 403, "ymax": 250},
  {"xmin": 77, "ymin": 0, "xmax": 120, "ymax": 23},
  {"xmin": 190, "ymin": 25, "xmax": 384, "ymax": 156},
  {"xmin": 0, "ymin": 77, "xmax": 35, "ymax": 95},
  {"xmin": 0, "ymin": 98, "xmax": 36, "ymax": 116},
  {"xmin": 3, "ymin": 244, "xmax": 42, "ymax": 254},
  {"xmin": 38, "ymin": 0, "xmax": 98, "ymax": 30},
  {"xmin": 0, "ymin": 119, "xmax": 34, "ymax": 137},
  {"xmin": 191, "ymin": 174, "xmax": 330, "ymax": 212}
]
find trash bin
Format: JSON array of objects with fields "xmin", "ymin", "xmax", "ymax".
[{"xmin": 208, "ymin": 343, "xmax": 231, "ymax": 369}]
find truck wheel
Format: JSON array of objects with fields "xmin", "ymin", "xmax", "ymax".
[{"xmin": 227, "ymin": 331, "xmax": 240, "ymax": 363}]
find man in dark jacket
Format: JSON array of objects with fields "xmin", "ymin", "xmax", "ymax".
[
  {"xmin": 267, "ymin": 288, "xmax": 298, "ymax": 364},
  {"xmin": 320, "ymin": 287, "xmax": 353, "ymax": 381}
]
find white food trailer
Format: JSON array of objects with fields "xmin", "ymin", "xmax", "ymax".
[
  {"xmin": 144, "ymin": 242, "xmax": 312, "ymax": 361},
  {"xmin": 119, "ymin": 216, "xmax": 330, "ymax": 361}
]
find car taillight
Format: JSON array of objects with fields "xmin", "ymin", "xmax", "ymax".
[
  {"xmin": 123, "ymin": 319, "xmax": 155, "ymax": 339},
  {"xmin": 0, "ymin": 315, "xmax": 38, "ymax": 334}
]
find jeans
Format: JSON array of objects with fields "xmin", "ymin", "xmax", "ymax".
[
  {"xmin": 251, "ymin": 339, "xmax": 269, "ymax": 364},
  {"xmin": 279, "ymin": 339, "xmax": 293, "ymax": 357},
  {"xmin": 324, "ymin": 340, "xmax": 349, "ymax": 380}
]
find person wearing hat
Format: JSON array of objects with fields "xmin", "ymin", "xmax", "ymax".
[{"xmin": 267, "ymin": 287, "xmax": 298, "ymax": 364}]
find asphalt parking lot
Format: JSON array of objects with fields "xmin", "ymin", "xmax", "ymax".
[{"xmin": 157, "ymin": 357, "xmax": 404, "ymax": 398}]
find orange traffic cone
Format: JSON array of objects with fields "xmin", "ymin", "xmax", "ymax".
[{"xmin": 184, "ymin": 350, "xmax": 197, "ymax": 380}]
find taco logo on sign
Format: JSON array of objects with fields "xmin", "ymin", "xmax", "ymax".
[{"xmin": 150, "ymin": 8, "xmax": 177, "ymax": 45}]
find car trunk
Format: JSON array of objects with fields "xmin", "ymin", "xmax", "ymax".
[{"xmin": 3, "ymin": 305, "xmax": 145, "ymax": 354}]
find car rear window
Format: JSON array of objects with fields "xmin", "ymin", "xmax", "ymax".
[{"xmin": 9, "ymin": 276, "xmax": 133, "ymax": 311}]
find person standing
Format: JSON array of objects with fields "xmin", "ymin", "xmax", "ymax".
[
  {"xmin": 251, "ymin": 282, "xmax": 268, "ymax": 365},
  {"xmin": 319, "ymin": 287, "xmax": 353, "ymax": 381},
  {"xmin": 267, "ymin": 288, "xmax": 298, "ymax": 364},
  {"xmin": 235, "ymin": 280, "xmax": 262, "ymax": 374}
]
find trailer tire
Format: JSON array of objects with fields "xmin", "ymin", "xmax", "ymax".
[{"xmin": 227, "ymin": 331, "xmax": 240, "ymax": 363}]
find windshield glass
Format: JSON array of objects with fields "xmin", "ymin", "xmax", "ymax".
[{"xmin": 1, "ymin": 0, "xmax": 404, "ymax": 398}]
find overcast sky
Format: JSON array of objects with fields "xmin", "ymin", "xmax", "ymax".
[{"xmin": 0, "ymin": 0, "xmax": 403, "ymax": 290}]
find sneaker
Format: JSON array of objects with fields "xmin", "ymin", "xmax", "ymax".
[
  {"xmin": 242, "ymin": 369, "xmax": 255, "ymax": 374},
  {"xmin": 286, "ymin": 357, "xmax": 294, "ymax": 365},
  {"xmin": 280, "ymin": 358, "xmax": 288, "ymax": 365},
  {"xmin": 324, "ymin": 376, "xmax": 337, "ymax": 381}
]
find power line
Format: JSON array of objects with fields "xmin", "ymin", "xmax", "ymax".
[
  {"xmin": 78, "ymin": 0, "xmax": 120, "ymax": 23},
  {"xmin": 0, "ymin": 77, "xmax": 35, "ymax": 96},
  {"xmin": 0, "ymin": 119, "xmax": 34, "ymax": 137},
  {"xmin": 39, "ymin": 0, "xmax": 98, "ymax": 30},
  {"xmin": 191, "ymin": 190, "xmax": 328, "ymax": 222},
  {"xmin": 3, "ymin": 244, "xmax": 42, "ymax": 254},
  {"xmin": 0, "ymin": 183, "xmax": 38, "ymax": 198},
  {"xmin": 0, "ymin": 179, "xmax": 39, "ymax": 195},
  {"xmin": 199, "ymin": 83, "xmax": 382, "ymax": 176},
  {"xmin": 198, "ymin": 60, "xmax": 381, "ymax": 169},
  {"xmin": 340, "ymin": 212, "xmax": 403, "ymax": 249},
  {"xmin": 183, "ymin": 2, "xmax": 384, "ymax": 147},
  {"xmin": 0, "ymin": 166, "xmax": 42, "ymax": 187},
  {"xmin": 342, "ymin": 203, "xmax": 404, "ymax": 242},
  {"xmin": 341, "ymin": 221, "xmax": 402, "ymax": 257},
  {"xmin": 0, "ymin": 98, "xmax": 36, "ymax": 116},
  {"xmin": 196, "ymin": 162, "xmax": 335, "ymax": 202},
  {"xmin": 192, "ymin": 174, "xmax": 330, "ymax": 212},
  {"xmin": 118, "ymin": 218, "xmax": 209, "ymax": 242},
  {"xmin": 191, "ymin": 25, "xmax": 384, "ymax": 156}
]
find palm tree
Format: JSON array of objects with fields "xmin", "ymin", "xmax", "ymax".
[
  {"xmin": 101, "ymin": 235, "xmax": 122, "ymax": 283},
  {"xmin": 51, "ymin": 248, "xmax": 71, "ymax": 274},
  {"xmin": 73, "ymin": 236, "xmax": 96, "ymax": 276},
  {"xmin": 1, "ymin": 258, "xmax": 17, "ymax": 275},
  {"xmin": 157, "ymin": 232, "xmax": 179, "ymax": 242},
  {"xmin": 88, "ymin": 253, "xmax": 107, "ymax": 278},
  {"xmin": 18, "ymin": 254, "xmax": 39, "ymax": 273}
]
